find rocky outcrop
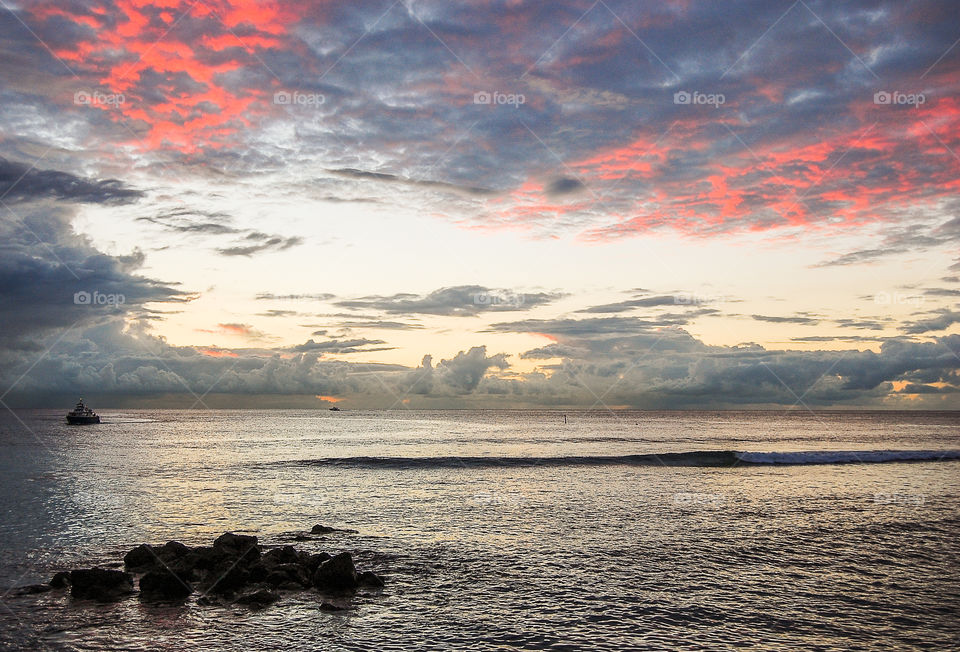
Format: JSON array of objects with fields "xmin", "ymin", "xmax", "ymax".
[
  {"xmin": 139, "ymin": 568, "xmax": 193, "ymax": 601},
  {"xmin": 69, "ymin": 568, "xmax": 134, "ymax": 602},
  {"xmin": 46, "ymin": 528, "xmax": 384, "ymax": 610},
  {"xmin": 312, "ymin": 552, "xmax": 359, "ymax": 592}
]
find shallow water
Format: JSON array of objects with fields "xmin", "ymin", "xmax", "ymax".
[{"xmin": 1, "ymin": 409, "xmax": 958, "ymax": 650}]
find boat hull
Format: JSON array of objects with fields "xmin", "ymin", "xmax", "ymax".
[{"xmin": 66, "ymin": 415, "xmax": 100, "ymax": 424}]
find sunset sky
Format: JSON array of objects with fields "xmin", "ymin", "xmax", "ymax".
[{"xmin": 1, "ymin": 0, "xmax": 958, "ymax": 408}]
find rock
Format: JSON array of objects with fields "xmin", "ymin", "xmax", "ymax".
[
  {"xmin": 191, "ymin": 546, "xmax": 220, "ymax": 571},
  {"xmin": 212, "ymin": 533, "xmax": 260, "ymax": 563},
  {"xmin": 70, "ymin": 568, "xmax": 134, "ymax": 602},
  {"xmin": 123, "ymin": 544, "xmax": 156, "ymax": 570},
  {"xmin": 262, "ymin": 545, "xmax": 300, "ymax": 567},
  {"xmin": 312, "ymin": 552, "xmax": 359, "ymax": 592},
  {"xmin": 234, "ymin": 589, "xmax": 279, "ymax": 608},
  {"xmin": 139, "ymin": 568, "xmax": 193, "ymax": 600},
  {"xmin": 264, "ymin": 563, "xmax": 309, "ymax": 588},
  {"xmin": 301, "ymin": 552, "xmax": 331, "ymax": 575},
  {"xmin": 205, "ymin": 564, "xmax": 250, "ymax": 596},
  {"xmin": 14, "ymin": 584, "xmax": 52, "ymax": 596},
  {"xmin": 319, "ymin": 601, "xmax": 350, "ymax": 611},
  {"xmin": 359, "ymin": 571, "xmax": 385, "ymax": 588},
  {"xmin": 246, "ymin": 562, "xmax": 269, "ymax": 583},
  {"xmin": 160, "ymin": 541, "xmax": 190, "ymax": 560},
  {"xmin": 50, "ymin": 572, "xmax": 71, "ymax": 589},
  {"xmin": 310, "ymin": 524, "xmax": 359, "ymax": 534}
]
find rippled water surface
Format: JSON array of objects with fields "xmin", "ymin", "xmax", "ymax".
[{"xmin": 1, "ymin": 409, "xmax": 959, "ymax": 650}]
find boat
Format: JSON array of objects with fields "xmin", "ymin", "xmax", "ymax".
[
  {"xmin": 329, "ymin": 406, "xmax": 341, "ymax": 411},
  {"xmin": 66, "ymin": 399, "xmax": 100, "ymax": 424}
]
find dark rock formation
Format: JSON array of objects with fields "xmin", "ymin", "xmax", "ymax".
[
  {"xmin": 310, "ymin": 524, "xmax": 358, "ymax": 535},
  {"xmin": 50, "ymin": 572, "xmax": 71, "ymax": 589},
  {"xmin": 359, "ymin": 571, "xmax": 385, "ymax": 588},
  {"xmin": 53, "ymin": 528, "xmax": 382, "ymax": 609},
  {"xmin": 319, "ymin": 601, "xmax": 351, "ymax": 611},
  {"xmin": 123, "ymin": 544, "xmax": 156, "ymax": 570},
  {"xmin": 313, "ymin": 552, "xmax": 359, "ymax": 592},
  {"xmin": 13, "ymin": 584, "xmax": 52, "ymax": 596},
  {"xmin": 69, "ymin": 568, "xmax": 134, "ymax": 602},
  {"xmin": 234, "ymin": 589, "xmax": 280, "ymax": 608},
  {"xmin": 139, "ymin": 568, "xmax": 193, "ymax": 600}
]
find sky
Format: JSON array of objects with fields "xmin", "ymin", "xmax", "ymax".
[{"xmin": 0, "ymin": 0, "xmax": 958, "ymax": 409}]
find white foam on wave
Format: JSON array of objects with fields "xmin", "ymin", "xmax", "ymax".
[{"xmin": 735, "ymin": 449, "xmax": 960, "ymax": 465}]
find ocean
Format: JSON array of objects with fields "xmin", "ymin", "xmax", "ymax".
[{"xmin": 1, "ymin": 409, "xmax": 958, "ymax": 650}]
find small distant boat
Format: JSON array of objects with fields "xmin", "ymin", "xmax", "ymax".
[
  {"xmin": 66, "ymin": 399, "xmax": 100, "ymax": 424},
  {"xmin": 329, "ymin": 406, "xmax": 341, "ymax": 411}
]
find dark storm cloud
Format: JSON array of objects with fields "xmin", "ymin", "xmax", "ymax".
[
  {"xmin": 0, "ymin": 157, "xmax": 143, "ymax": 204},
  {"xmin": 335, "ymin": 286, "xmax": 565, "ymax": 316},
  {"xmin": 0, "ymin": 204, "xmax": 191, "ymax": 343}
]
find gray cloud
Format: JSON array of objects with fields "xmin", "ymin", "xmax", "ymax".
[
  {"xmin": 0, "ymin": 204, "xmax": 191, "ymax": 343},
  {"xmin": 545, "ymin": 176, "xmax": 586, "ymax": 198},
  {"xmin": 256, "ymin": 293, "xmax": 336, "ymax": 301},
  {"xmin": 902, "ymin": 309, "xmax": 960, "ymax": 335},
  {"xmin": 217, "ymin": 234, "xmax": 303, "ymax": 257},
  {"xmin": 0, "ymin": 157, "xmax": 143, "ymax": 204},
  {"xmin": 578, "ymin": 294, "xmax": 688, "ymax": 313},
  {"xmin": 335, "ymin": 285, "xmax": 564, "ymax": 316},
  {"xmin": 327, "ymin": 168, "xmax": 496, "ymax": 197},
  {"xmin": 752, "ymin": 315, "xmax": 821, "ymax": 325}
]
